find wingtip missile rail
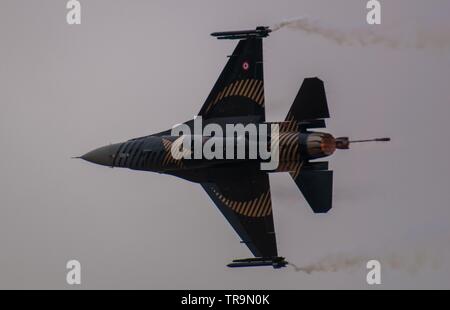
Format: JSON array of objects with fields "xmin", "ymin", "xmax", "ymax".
[
  {"xmin": 211, "ymin": 26, "xmax": 271, "ymax": 40},
  {"xmin": 227, "ymin": 257, "xmax": 287, "ymax": 269}
]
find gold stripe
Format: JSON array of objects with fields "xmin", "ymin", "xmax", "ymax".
[
  {"xmin": 247, "ymin": 80, "xmax": 257, "ymax": 100},
  {"xmin": 258, "ymin": 192, "xmax": 270, "ymax": 217},
  {"xmin": 234, "ymin": 80, "xmax": 244, "ymax": 96},
  {"xmin": 206, "ymin": 91, "xmax": 221, "ymax": 113},
  {"xmin": 222, "ymin": 85, "xmax": 230, "ymax": 98},
  {"xmin": 285, "ymin": 134, "xmax": 298, "ymax": 160},
  {"xmin": 289, "ymin": 163, "xmax": 298, "ymax": 175},
  {"xmin": 219, "ymin": 88, "xmax": 226, "ymax": 101},
  {"xmin": 249, "ymin": 80, "xmax": 261, "ymax": 101},
  {"xmin": 230, "ymin": 81, "xmax": 240, "ymax": 96},
  {"xmin": 243, "ymin": 201, "xmax": 253, "ymax": 216},
  {"xmin": 287, "ymin": 134, "xmax": 299, "ymax": 160},
  {"xmin": 249, "ymin": 192, "xmax": 264, "ymax": 217},
  {"xmin": 280, "ymin": 132, "xmax": 292, "ymax": 146},
  {"xmin": 161, "ymin": 139, "xmax": 184, "ymax": 167},
  {"xmin": 288, "ymin": 121, "xmax": 295, "ymax": 132},
  {"xmin": 258, "ymin": 87, "xmax": 265, "ymax": 105},
  {"xmin": 213, "ymin": 92, "xmax": 220, "ymax": 104},
  {"xmin": 245, "ymin": 201, "xmax": 256, "ymax": 216},
  {"xmin": 292, "ymin": 162, "xmax": 298, "ymax": 171},
  {"xmin": 248, "ymin": 198, "xmax": 259, "ymax": 217},
  {"xmin": 230, "ymin": 200, "xmax": 238, "ymax": 211},
  {"xmin": 226, "ymin": 82, "xmax": 235, "ymax": 97},
  {"xmin": 255, "ymin": 191, "xmax": 268, "ymax": 215},
  {"xmin": 213, "ymin": 186, "xmax": 273, "ymax": 218},
  {"xmin": 235, "ymin": 201, "xmax": 245, "ymax": 214},
  {"xmin": 253, "ymin": 85, "xmax": 263, "ymax": 104},
  {"xmin": 162, "ymin": 139, "xmax": 171, "ymax": 150},
  {"xmin": 256, "ymin": 192, "xmax": 269, "ymax": 217},
  {"xmin": 247, "ymin": 199, "xmax": 258, "ymax": 216},
  {"xmin": 284, "ymin": 133, "xmax": 296, "ymax": 146},
  {"xmin": 226, "ymin": 84, "xmax": 234, "ymax": 97},
  {"xmin": 290, "ymin": 145, "xmax": 299, "ymax": 160},
  {"xmin": 239, "ymin": 201, "xmax": 248, "ymax": 216},
  {"xmin": 292, "ymin": 162, "xmax": 298, "ymax": 172},
  {"xmin": 239, "ymin": 79, "xmax": 250, "ymax": 96},
  {"xmin": 251, "ymin": 193, "xmax": 266, "ymax": 217},
  {"xmin": 225, "ymin": 82, "xmax": 235, "ymax": 97},
  {"xmin": 263, "ymin": 193, "xmax": 272, "ymax": 216},
  {"xmin": 235, "ymin": 200, "xmax": 245, "ymax": 214},
  {"xmin": 242, "ymin": 201, "xmax": 251, "ymax": 216},
  {"xmin": 162, "ymin": 152, "xmax": 170, "ymax": 165},
  {"xmin": 215, "ymin": 90, "xmax": 223, "ymax": 103},
  {"xmin": 290, "ymin": 139, "xmax": 300, "ymax": 160},
  {"xmin": 290, "ymin": 161, "xmax": 303, "ymax": 179},
  {"xmin": 244, "ymin": 80, "xmax": 256, "ymax": 98},
  {"xmin": 235, "ymin": 80, "xmax": 246, "ymax": 96}
]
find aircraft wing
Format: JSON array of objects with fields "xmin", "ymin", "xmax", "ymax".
[
  {"xmin": 198, "ymin": 38, "xmax": 266, "ymax": 121},
  {"xmin": 201, "ymin": 165, "xmax": 278, "ymax": 258},
  {"xmin": 148, "ymin": 36, "xmax": 266, "ymax": 138}
]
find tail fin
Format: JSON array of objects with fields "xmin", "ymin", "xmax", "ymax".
[
  {"xmin": 285, "ymin": 77, "xmax": 329, "ymax": 131},
  {"xmin": 286, "ymin": 77, "xmax": 333, "ymax": 213}
]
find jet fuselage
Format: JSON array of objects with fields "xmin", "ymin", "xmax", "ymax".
[{"xmin": 81, "ymin": 121, "xmax": 342, "ymax": 184}]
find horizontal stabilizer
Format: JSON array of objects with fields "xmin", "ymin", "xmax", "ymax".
[
  {"xmin": 302, "ymin": 161, "xmax": 329, "ymax": 171},
  {"xmin": 299, "ymin": 119, "xmax": 326, "ymax": 131},
  {"xmin": 292, "ymin": 169, "xmax": 333, "ymax": 213}
]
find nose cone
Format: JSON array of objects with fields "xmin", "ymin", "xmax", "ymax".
[{"xmin": 81, "ymin": 143, "xmax": 122, "ymax": 167}]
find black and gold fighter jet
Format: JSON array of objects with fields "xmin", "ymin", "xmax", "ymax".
[{"xmin": 79, "ymin": 27, "xmax": 389, "ymax": 269}]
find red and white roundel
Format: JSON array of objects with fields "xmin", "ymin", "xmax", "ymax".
[{"xmin": 242, "ymin": 61, "xmax": 249, "ymax": 71}]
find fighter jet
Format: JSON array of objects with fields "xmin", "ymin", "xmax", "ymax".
[{"xmin": 79, "ymin": 27, "xmax": 389, "ymax": 269}]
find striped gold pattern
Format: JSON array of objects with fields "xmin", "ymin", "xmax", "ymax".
[
  {"xmin": 285, "ymin": 112, "xmax": 295, "ymax": 122},
  {"xmin": 171, "ymin": 136, "xmax": 192, "ymax": 159},
  {"xmin": 272, "ymin": 131, "xmax": 302, "ymax": 177},
  {"xmin": 274, "ymin": 132, "xmax": 300, "ymax": 162},
  {"xmin": 161, "ymin": 138, "xmax": 184, "ymax": 168},
  {"xmin": 212, "ymin": 188, "xmax": 272, "ymax": 218},
  {"xmin": 276, "ymin": 161, "xmax": 303, "ymax": 178},
  {"xmin": 205, "ymin": 79, "xmax": 264, "ymax": 114},
  {"xmin": 289, "ymin": 161, "xmax": 303, "ymax": 179},
  {"xmin": 279, "ymin": 121, "xmax": 299, "ymax": 133}
]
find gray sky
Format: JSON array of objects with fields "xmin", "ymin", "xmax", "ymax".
[{"xmin": 1, "ymin": 0, "xmax": 450, "ymax": 289}]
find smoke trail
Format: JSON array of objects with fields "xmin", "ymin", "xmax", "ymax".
[
  {"xmin": 272, "ymin": 17, "xmax": 450, "ymax": 49},
  {"xmin": 288, "ymin": 248, "xmax": 443, "ymax": 274},
  {"xmin": 288, "ymin": 254, "xmax": 369, "ymax": 274}
]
